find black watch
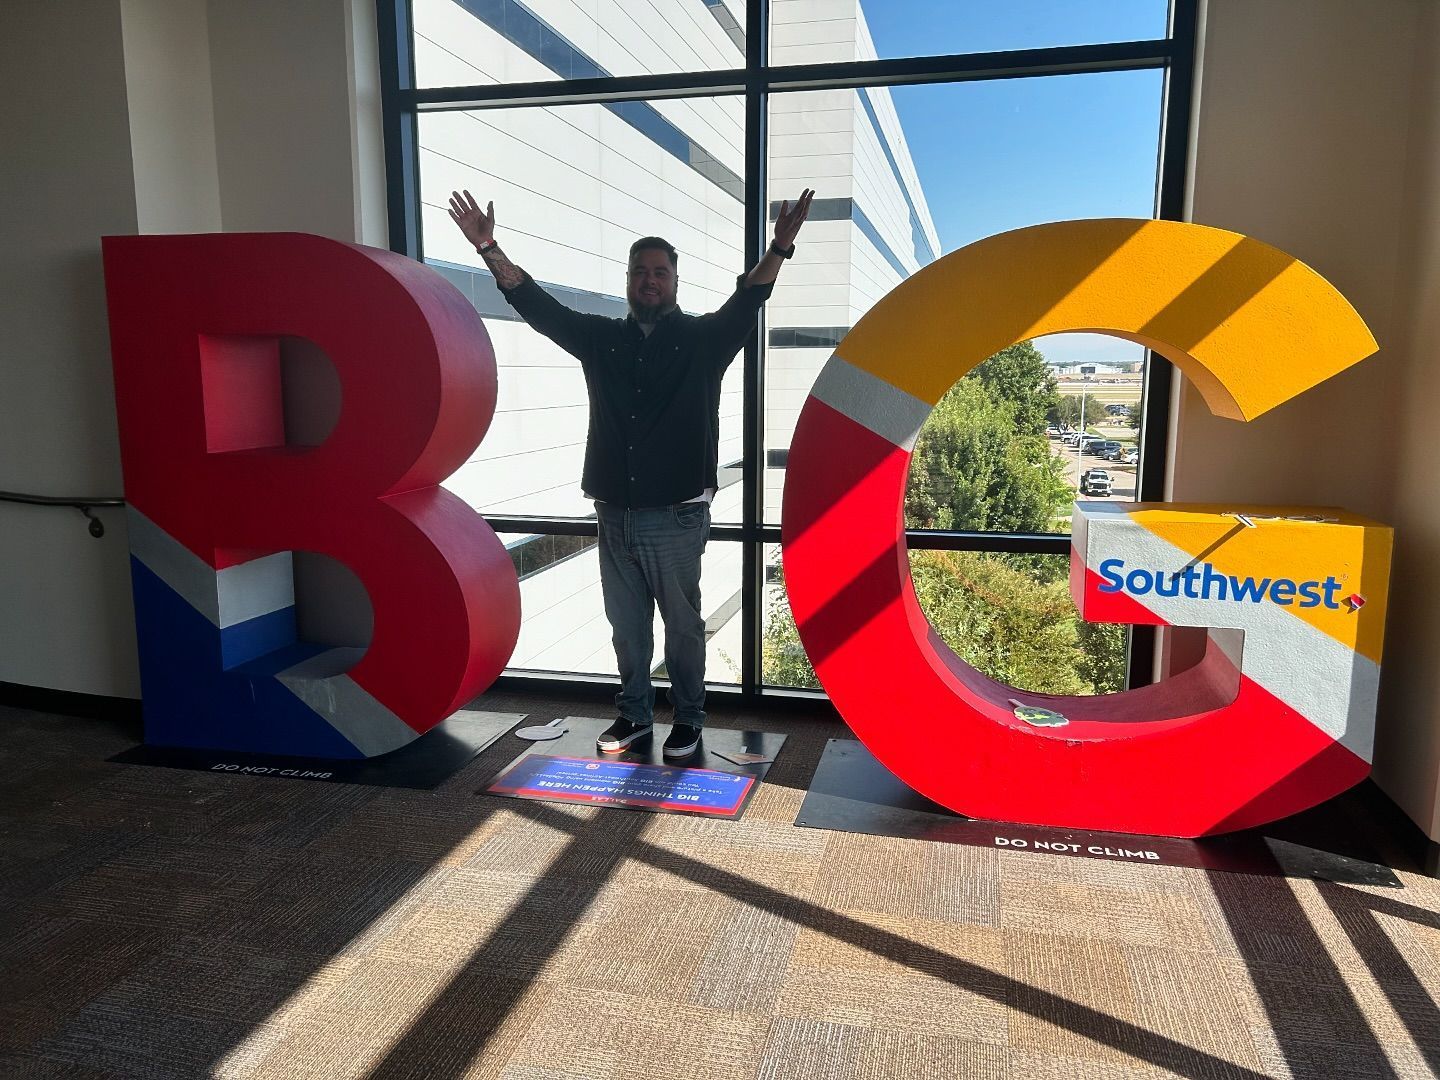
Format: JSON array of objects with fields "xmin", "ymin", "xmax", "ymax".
[{"xmin": 769, "ymin": 241, "xmax": 795, "ymax": 260}]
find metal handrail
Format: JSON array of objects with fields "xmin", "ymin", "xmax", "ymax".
[{"xmin": 0, "ymin": 490, "xmax": 125, "ymax": 538}]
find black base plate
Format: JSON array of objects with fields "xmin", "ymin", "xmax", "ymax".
[
  {"xmin": 796, "ymin": 739, "xmax": 1401, "ymax": 887},
  {"xmin": 481, "ymin": 715, "xmax": 786, "ymax": 819},
  {"xmin": 107, "ymin": 709, "xmax": 526, "ymax": 790}
]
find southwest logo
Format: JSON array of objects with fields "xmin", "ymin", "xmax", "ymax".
[{"xmin": 1096, "ymin": 558, "xmax": 1346, "ymax": 608}]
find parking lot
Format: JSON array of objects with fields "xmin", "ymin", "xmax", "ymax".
[
  {"xmin": 1051, "ymin": 427, "xmax": 1138, "ymax": 501},
  {"xmin": 1049, "ymin": 383, "xmax": 1142, "ymax": 503}
]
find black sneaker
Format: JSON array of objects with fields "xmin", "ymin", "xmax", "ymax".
[
  {"xmin": 663, "ymin": 723, "xmax": 702, "ymax": 759},
  {"xmin": 597, "ymin": 718, "xmax": 653, "ymax": 753}
]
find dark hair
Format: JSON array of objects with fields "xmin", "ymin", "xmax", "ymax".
[{"xmin": 628, "ymin": 236, "xmax": 678, "ymax": 271}]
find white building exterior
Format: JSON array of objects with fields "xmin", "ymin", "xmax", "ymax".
[
  {"xmin": 1053, "ymin": 361, "xmax": 1136, "ymax": 378},
  {"xmin": 412, "ymin": 0, "xmax": 937, "ymax": 681}
]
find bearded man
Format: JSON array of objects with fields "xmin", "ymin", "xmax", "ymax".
[{"xmin": 449, "ymin": 187, "xmax": 813, "ymax": 758}]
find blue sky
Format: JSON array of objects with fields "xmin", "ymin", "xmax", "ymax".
[
  {"xmin": 863, "ymin": 1, "xmax": 1169, "ymax": 61},
  {"xmin": 864, "ymin": 1, "xmax": 1169, "ymax": 365}
]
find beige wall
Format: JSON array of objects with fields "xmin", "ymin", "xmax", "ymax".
[
  {"xmin": 1173, "ymin": 0, "xmax": 1417, "ymax": 513},
  {"xmin": 207, "ymin": 0, "xmax": 385, "ymax": 244},
  {"xmin": 0, "ymin": 3, "xmax": 143, "ymax": 696},
  {"xmin": 119, "ymin": 0, "xmax": 222, "ymax": 234},
  {"xmin": 1178, "ymin": 0, "xmax": 1440, "ymax": 839},
  {"xmin": 1373, "ymin": 1, "xmax": 1440, "ymax": 839},
  {"xmin": 0, "ymin": 0, "xmax": 383, "ymax": 696}
]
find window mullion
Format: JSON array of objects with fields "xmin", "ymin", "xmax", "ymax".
[{"xmin": 740, "ymin": 0, "xmax": 768, "ymax": 699}]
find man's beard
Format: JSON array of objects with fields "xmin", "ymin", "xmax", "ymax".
[{"xmin": 629, "ymin": 294, "xmax": 677, "ymax": 323}]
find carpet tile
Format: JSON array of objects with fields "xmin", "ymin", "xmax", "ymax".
[{"xmin": 4, "ymin": 697, "xmax": 1440, "ymax": 1079}]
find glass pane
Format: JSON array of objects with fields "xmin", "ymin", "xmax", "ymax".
[
  {"xmin": 764, "ymin": 70, "xmax": 1163, "ymax": 525},
  {"xmin": 413, "ymin": 0, "xmax": 747, "ymax": 87},
  {"xmin": 770, "ymin": 0, "xmax": 1169, "ymax": 66},
  {"xmin": 1044, "ymin": 337, "xmax": 1147, "ymax": 529},
  {"xmin": 904, "ymin": 343, "xmax": 1073, "ymax": 534},
  {"xmin": 761, "ymin": 542, "xmax": 819, "ymax": 689},
  {"xmin": 697, "ymin": 539, "xmax": 746, "ymax": 686},
  {"xmin": 904, "ymin": 334, "xmax": 1147, "ymax": 535},
  {"xmin": 760, "ymin": 546, "xmax": 1127, "ymax": 692},
  {"xmin": 419, "ymin": 98, "xmax": 747, "ymax": 521},
  {"xmin": 503, "ymin": 532, "xmax": 742, "ymax": 685}
]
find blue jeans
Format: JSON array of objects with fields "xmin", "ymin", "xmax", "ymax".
[{"xmin": 595, "ymin": 501, "xmax": 709, "ymax": 729}]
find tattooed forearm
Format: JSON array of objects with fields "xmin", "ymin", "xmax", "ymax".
[{"xmin": 481, "ymin": 245, "xmax": 526, "ymax": 290}]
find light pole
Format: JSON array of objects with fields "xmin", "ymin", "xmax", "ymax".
[{"xmin": 1074, "ymin": 385, "xmax": 1087, "ymax": 492}]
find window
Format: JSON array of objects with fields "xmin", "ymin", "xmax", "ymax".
[
  {"xmin": 412, "ymin": 0, "xmax": 748, "ymax": 86},
  {"xmin": 379, "ymin": 0, "xmax": 1196, "ymax": 697},
  {"xmin": 417, "ymin": 98, "xmax": 745, "ymax": 522}
]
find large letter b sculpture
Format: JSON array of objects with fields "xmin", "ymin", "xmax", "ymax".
[
  {"xmin": 783, "ymin": 219, "xmax": 1392, "ymax": 838},
  {"xmin": 104, "ymin": 234, "xmax": 520, "ymax": 759}
]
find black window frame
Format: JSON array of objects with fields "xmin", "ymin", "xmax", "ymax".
[{"xmin": 376, "ymin": 0, "xmax": 1199, "ymax": 700}]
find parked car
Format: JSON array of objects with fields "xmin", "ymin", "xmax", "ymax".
[
  {"xmin": 1123, "ymin": 448, "xmax": 1139, "ymax": 465},
  {"xmin": 1091, "ymin": 440, "xmax": 1122, "ymax": 459},
  {"xmin": 1079, "ymin": 469, "xmax": 1113, "ymax": 496}
]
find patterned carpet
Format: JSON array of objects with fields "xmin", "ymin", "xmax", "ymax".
[{"xmin": 2, "ymin": 690, "xmax": 1439, "ymax": 1079}]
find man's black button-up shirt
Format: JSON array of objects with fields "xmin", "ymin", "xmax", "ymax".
[{"xmin": 499, "ymin": 274, "xmax": 772, "ymax": 508}]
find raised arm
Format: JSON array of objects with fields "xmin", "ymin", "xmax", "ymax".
[
  {"xmin": 700, "ymin": 189, "xmax": 817, "ymax": 356},
  {"xmin": 743, "ymin": 188, "xmax": 814, "ymax": 288},
  {"xmin": 447, "ymin": 189, "xmax": 601, "ymax": 360},
  {"xmin": 448, "ymin": 189, "xmax": 526, "ymax": 289}
]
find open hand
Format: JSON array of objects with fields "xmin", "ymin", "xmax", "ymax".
[
  {"xmin": 447, "ymin": 190, "xmax": 494, "ymax": 248},
  {"xmin": 773, "ymin": 188, "xmax": 814, "ymax": 250}
]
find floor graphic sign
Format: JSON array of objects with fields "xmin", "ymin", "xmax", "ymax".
[{"xmin": 487, "ymin": 755, "xmax": 754, "ymax": 817}]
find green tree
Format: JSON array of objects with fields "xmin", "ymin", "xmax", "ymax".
[
  {"xmin": 1049, "ymin": 394, "xmax": 1083, "ymax": 431},
  {"xmin": 968, "ymin": 341, "xmax": 1058, "ymax": 437},
  {"xmin": 910, "ymin": 550, "xmax": 1091, "ymax": 694},
  {"xmin": 762, "ymin": 575, "xmax": 820, "ymax": 689},
  {"xmin": 1076, "ymin": 620, "xmax": 1128, "ymax": 694},
  {"xmin": 904, "ymin": 373, "xmax": 1070, "ymax": 534}
]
